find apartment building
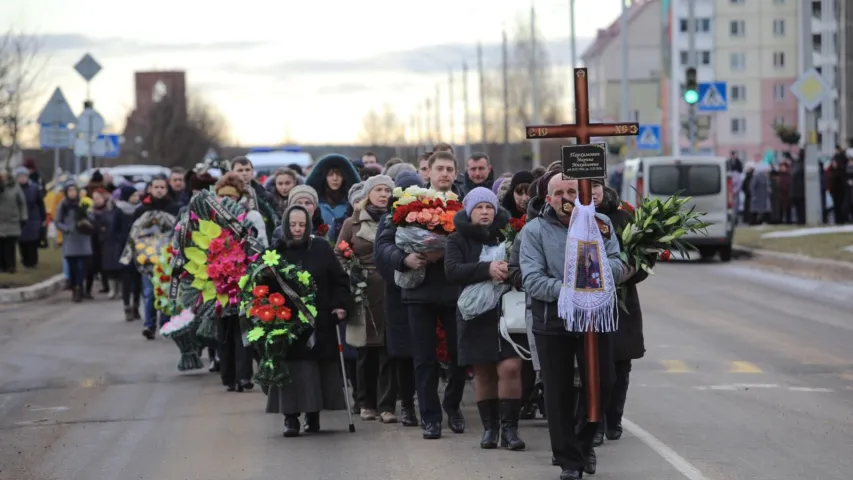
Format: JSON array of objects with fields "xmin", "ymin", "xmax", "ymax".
[
  {"xmin": 581, "ymin": 0, "xmax": 662, "ymax": 152},
  {"xmin": 809, "ymin": 0, "xmax": 842, "ymax": 154}
]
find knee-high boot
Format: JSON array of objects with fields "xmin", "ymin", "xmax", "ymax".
[
  {"xmin": 499, "ymin": 399, "xmax": 526, "ymax": 451},
  {"xmin": 476, "ymin": 399, "xmax": 499, "ymax": 449}
]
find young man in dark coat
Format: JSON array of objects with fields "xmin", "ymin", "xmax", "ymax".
[
  {"xmin": 373, "ymin": 170, "xmax": 424, "ymax": 428},
  {"xmin": 374, "ymin": 152, "xmax": 467, "ymax": 440}
]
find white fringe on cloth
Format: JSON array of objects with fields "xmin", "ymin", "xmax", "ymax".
[{"xmin": 556, "ymin": 201, "xmax": 618, "ymax": 333}]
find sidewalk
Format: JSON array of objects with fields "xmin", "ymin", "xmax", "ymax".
[{"xmin": 733, "ymin": 224, "xmax": 853, "ymax": 264}]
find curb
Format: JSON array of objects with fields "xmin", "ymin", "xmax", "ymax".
[
  {"xmin": 0, "ymin": 274, "xmax": 66, "ymax": 304},
  {"xmin": 732, "ymin": 244, "xmax": 853, "ymax": 271}
]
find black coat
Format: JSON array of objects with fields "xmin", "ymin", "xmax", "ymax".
[
  {"xmin": 273, "ymin": 236, "xmax": 352, "ymax": 361},
  {"xmin": 108, "ymin": 201, "xmax": 140, "ymax": 272},
  {"xmin": 599, "ymin": 187, "xmax": 648, "ymax": 361},
  {"xmin": 374, "ymin": 214, "xmax": 412, "ymax": 358},
  {"xmin": 374, "ymin": 218, "xmax": 457, "ymax": 306},
  {"xmin": 445, "ymin": 208, "xmax": 519, "ymax": 366}
]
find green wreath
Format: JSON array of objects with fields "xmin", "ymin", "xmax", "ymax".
[{"xmin": 238, "ymin": 249, "xmax": 317, "ymax": 387}]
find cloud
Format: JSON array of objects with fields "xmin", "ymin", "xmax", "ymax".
[
  {"xmin": 314, "ymin": 81, "xmax": 416, "ymax": 95},
  {"xmin": 25, "ymin": 34, "xmax": 264, "ymax": 56},
  {"xmin": 249, "ymin": 37, "xmax": 595, "ymax": 77}
]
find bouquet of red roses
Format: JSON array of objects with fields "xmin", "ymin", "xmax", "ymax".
[
  {"xmin": 502, "ymin": 214, "xmax": 527, "ymax": 258},
  {"xmin": 389, "ymin": 186, "xmax": 463, "ymax": 289}
]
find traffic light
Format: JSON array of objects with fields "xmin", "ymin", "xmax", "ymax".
[{"xmin": 684, "ymin": 67, "xmax": 698, "ymax": 104}]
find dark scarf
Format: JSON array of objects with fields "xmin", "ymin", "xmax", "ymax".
[
  {"xmin": 365, "ymin": 204, "xmax": 385, "ymax": 221},
  {"xmin": 279, "ymin": 205, "xmax": 314, "ymax": 249},
  {"xmin": 323, "ymin": 185, "xmax": 346, "ymax": 207}
]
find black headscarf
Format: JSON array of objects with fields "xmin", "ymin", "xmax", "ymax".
[{"xmin": 279, "ymin": 205, "xmax": 314, "ymax": 248}]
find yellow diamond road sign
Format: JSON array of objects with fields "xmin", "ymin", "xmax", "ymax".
[{"xmin": 790, "ymin": 68, "xmax": 830, "ymax": 111}]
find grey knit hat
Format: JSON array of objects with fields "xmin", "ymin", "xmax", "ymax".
[
  {"xmin": 348, "ymin": 182, "xmax": 366, "ymax": 205},
  {"xmin": 287, "ymin": 184, "xmax": 319, "ymax": 208},
  {"xmin": 362, "ymin": 174, "xmax": 394, "ymax": 197},
  {"xmin": 384, "ymin": 162, "xmax": 416, "ymax": 180}
]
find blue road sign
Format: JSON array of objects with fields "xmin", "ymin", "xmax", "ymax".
[
  {"xmin": 39, "ymin": 123, "xmax": 75, "ymax": 149},
  {"xmin": 697, "ymin": 82, "xmax": 727, "ymax": 112},
  {"xmin": 636, "ymin": 125, "xmax": 662, "ymax": 150},
  {"xmin": 99, "ymin": 134, "xmax": 121, "ymax": 158}
]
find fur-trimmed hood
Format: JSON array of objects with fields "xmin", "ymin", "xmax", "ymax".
[
  {"xmin": 305, "ymin": 154, "xmax": 361, "ymax": 199},
  {"xmin": 451, "ymin": 206, "xmax": 510, "ymax": 246}
]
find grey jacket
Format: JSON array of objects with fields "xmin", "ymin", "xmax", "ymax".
[
  {"xmin": 519, "ymin": 205, "xmax": 628, "ymax": 336},
  {"xmin": 0, "ymin": 180, "xmax": 27, "ymax": 237},
  {"xmin": 55, "ymin": 201, "xmax": 93, "ymax": 257}
]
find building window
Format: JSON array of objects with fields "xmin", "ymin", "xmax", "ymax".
[
  {"xmin": 773, "ymin": 84, "xmax": 786, "ymax": 100},
  {"xmin": 730, "ymin": 20, "xmax": 746, "ymax": 37},
  {"xmin": 730, "ymin": 53, "xmax": 746, "ymax": 71},
  {"xmin": 773, "ymin": 52, "xmax": 786, "ymax": 68},
  {"xmin": 679, "ymin": 18, "xmax": 712, "ymax": 33},
  {"xmin": 701, "ymin": 51, "xmax": 711, "ymax": 65},
  {"xmin": 731, "ymin": 118, "xmax": 747, "ymax": 134},
  {"xmin": 680, "ymin": 51, "xmax": 712, "ymax": 66},
  {"xmin": 773, "ymin": 116, "xmax": 787, "ymax": 126},
  {"xmin": 730, "ymin": 85, "xmax": 747, "ymax": 101},
  {"xmin": 773, "ymin": 19, "xmax": 785, "ymax": 36}
]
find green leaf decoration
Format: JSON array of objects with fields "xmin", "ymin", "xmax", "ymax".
[
  {"xmin": 191, "ymin": 276, "xmax": 208, "ymax": 290},
  {"xmin": 246, "ymin": 326, "xmax": 265, "ymax": 343},
  {"xmin": 238, "ymin": 274, "xmax": 249, "ymax": 289},
  {"xmin": 297, "ymin": 271, "xmax": 311, "ymax": 286},
  {"xmin": 185, "ymin": 247, "xmax": 206, "ymax": 265},
  {"xmin": 192, "ymin": 231, "xmax": 212, "ymax": 249},
  {"xmin": 217, "ymin": 293, "xmax": 229, "ymax": 307},
  {"xmin": 202, "ymin": 282, "xmax": 217, "ymax": 302},
  {"xmin": 199, "ymin": 220, "xmax": 222, "ymax": 239},
  {"xmin": 269, "ymin": 328, "xmax": 287, "ymax": 338},
  {"xmin": 262, "ymin": 250, "xmax": 281, "ymax": 267}
]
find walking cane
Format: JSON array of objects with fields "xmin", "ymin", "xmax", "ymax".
[{"xmin": 335, "ymin": 326, "xmax": 356, "ymax": 433}]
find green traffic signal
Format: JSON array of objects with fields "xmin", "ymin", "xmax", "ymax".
[{"xmin": 684, "ymin": 89, "xmax": 699, "ymax": 104}]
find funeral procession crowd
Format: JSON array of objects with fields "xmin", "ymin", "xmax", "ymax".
[{"xmin": 9, "ymin": 144, "xmax": 666, "ymax": 480}]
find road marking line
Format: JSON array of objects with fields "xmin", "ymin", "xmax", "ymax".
[
  {"xmin": 30, "ymin": 406, "xmax": 70, "ymax": 412},
  {"xmin": 660, "ymin": 360, "xmax": 691, "ymax": 373},
  {"xmin": 788, "ymin": 386, "xmax": 833, "ymax": 392},
  {"xmin": 622, "ymin": 418, "xmax": 709, "ymax": 480},
  {"xmin": 728, "ymin": 361, "xmax": 763, "ymax": 373}
]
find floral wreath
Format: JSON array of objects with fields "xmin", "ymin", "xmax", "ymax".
[
  {"xmin": 152, "ymin": 243, "xmax": 179, "ymax": 316},
  {"xmin": 171, "ymin": 190, "xmax": 263, "ymax": 336},
  {"xmin": 238, "ymin": 249, "xmax": 318, "ymax": 387}
]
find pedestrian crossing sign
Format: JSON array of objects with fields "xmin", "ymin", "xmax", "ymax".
[
  {"xmin": 697, "ymin": 82, "xmax": 728, "ymax": 112},
  {"xmin": 636, "ymin": 125, "xmax": 661, "ymax": 150}
]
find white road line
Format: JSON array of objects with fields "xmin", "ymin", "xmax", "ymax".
[{"xmin": 622, "ymin": 418, "xmax": 709, "ymax": 480}]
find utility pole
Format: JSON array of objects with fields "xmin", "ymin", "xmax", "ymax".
[
  {"xmin": 435, "ymin": 84, "xmax": 441, "ymax": 143},
  {"xmin": 620, "ymin": 0, "xmax": 629, "ymax": 122},
  {"xmin": 687, "ymin": 0, "xmax": 697, "ymax": 153},
  {"xmin": 502, "ymin": 29, "xmax": 510, "ymax": 167},
  {"xmin": 799, "ymin": 0, "xmax": 821, "ymax": 225},
  {"xmin": 477, "ymin": 42, "xmax": 487, "ymax": 152},
  {"xmin": 531, "ymin": 4, "xmax": 541, "ymax": 166},
  {"xmin": 463, "ymin": 62, "xmax": 471, "ymax": 159},
  {"xmin": 448, "ymin": 70, "xmax": 455, "ymax": 150}
]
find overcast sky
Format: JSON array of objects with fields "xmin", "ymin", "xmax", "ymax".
[{"xmin": 1, "ymin": 0, "xmax": 622, "ymax": 145}]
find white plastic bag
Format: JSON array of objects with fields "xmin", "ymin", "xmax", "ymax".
[{"xmin": 457, "ymin": 243, "xmax": 510, "ymax": 320}]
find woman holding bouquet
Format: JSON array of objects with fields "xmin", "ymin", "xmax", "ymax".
[
  {"xmin": 266, "ymin": 204, "xmax": 352, "ymax": 437},
  {"xmin": 445, "ymin": 187, "xmax": 526, "ymax": 451},
  {"xmin": 336, "ymin": 175, "xmax": 397, "ymax": 423},
  {"xmin": 54, "ymin": 184, "xmax": 94, "ymax": 303}
]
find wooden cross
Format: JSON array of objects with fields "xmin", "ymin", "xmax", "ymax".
[{"xmin": 525, "ymin": 67, "xmax": 639, "ymax": 425}]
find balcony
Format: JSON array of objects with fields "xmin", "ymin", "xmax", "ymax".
[
  {"xmin": 812, "ymin": 49, "xmax": 838, "ymax": 67},
  {"xmin": 817, "ymin": 118, "xmax": 838, "ymax": 132},
  {"xmin": 812, "ymin": 16, "xmax": 838, "ymax": 35}
]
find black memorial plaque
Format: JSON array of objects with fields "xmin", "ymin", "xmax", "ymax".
[{"xmin": 560, "ymin": 143, "xmax": 607, "ymax": 180}]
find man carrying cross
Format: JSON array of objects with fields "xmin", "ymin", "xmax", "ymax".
[{"xmin": 520, "ymin": 68, "xmax": 638, "ymax": 480}]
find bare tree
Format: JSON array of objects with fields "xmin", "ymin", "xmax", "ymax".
[
  {"xmin": 133, "ymin": 91, "xmax": 229, "ymax": 168},
  {"xmin": 359, "ymin": 104, "xmax": 406, "ymax": 146},
  {"xmin": 0, "ymin": 30, "xmax": 43, "ymax": 169},
  {"xmin": 479, "ymin": 14, "xmax": 565, "ymax": 143}
]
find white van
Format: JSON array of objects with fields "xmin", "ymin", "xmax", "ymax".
[
  {"xmin": 245, "ymin": 148, "xmax": 314, "ymax": 178},
  {"xmin": 620, "ymin": 156, "xmax": 735, "ymax": 262}
]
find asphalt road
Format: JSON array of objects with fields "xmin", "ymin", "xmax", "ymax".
[{"xmin": 0, "ymin": 261, "xmax": 851, "ymax": 480}]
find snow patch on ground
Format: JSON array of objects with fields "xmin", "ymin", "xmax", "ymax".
[{"xmin": 761, "ymin": 225, "xmax": 853, "ymax": 239}]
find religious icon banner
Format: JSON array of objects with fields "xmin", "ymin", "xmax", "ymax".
[{"xmin": 557, "ymin": 201, "xmax": 617, "ymax": 333}]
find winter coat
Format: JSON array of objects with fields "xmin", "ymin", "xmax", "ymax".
[
  {"xmin": 375, "ymin": 220, "xmax": 458, "ymax": 306},
  {"xmin": 337, "ymin": 209, "xmax": 386, "ymax": 347},
  {"xmin": 748, "ymin": 169, "xmax": 772, "ymax": 214},
  {"xmin": 374, "ymin": 213, "xmax": 413, "ymax": 358},
  {"xmin": 597, "ymin": 187, "xmax": 648, "ymax": 361},
  {"xmin": 18, "ymin": 180, "xmax": 44, "ymax": 242},
  {"xmin": 305, "ymin": 154, "xmax": 361, "ymax": 240},
  {"xmin": 109, "ymin": 201, "xmax": 140, "ymax": 271},
  {"xmin": 519, "ymin": 205, "xmax": 628, "ymax": 336},
  {"xmin": 445, "ymin": 207, "xmax": 521, "ymax": 366},
  {"xmin": 507, "ymin": 195, "xmax": 545, "ymax": 369},
  {"xmin": 273, "ymin": 236, "xmax": 352, "ymax": 361},
  {"xmin": 91, "ymin": 205, "xmax": 121, "ymax": 273},
  {"xmin": 55, "ymin": 199, "xmax": 93, "ymax": 257},
  {"xmin": 132, "ymin": 194, "xmax": 180, "ymax": 222},
  {"xmin": 457, "ymin": 170, "xmax": 495, "ymax": 197},
  {"xmin": 0, "ymin": 180, "xmax": 27, "ymax": 238}
]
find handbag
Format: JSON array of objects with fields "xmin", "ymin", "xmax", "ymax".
[
  {"xmin": 499, "ymin": 289, "xmax": 532, "ymax": 361},
  {"xmin": 345, "ymin": 303, "xmax": 368, "ymax": 348}
]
